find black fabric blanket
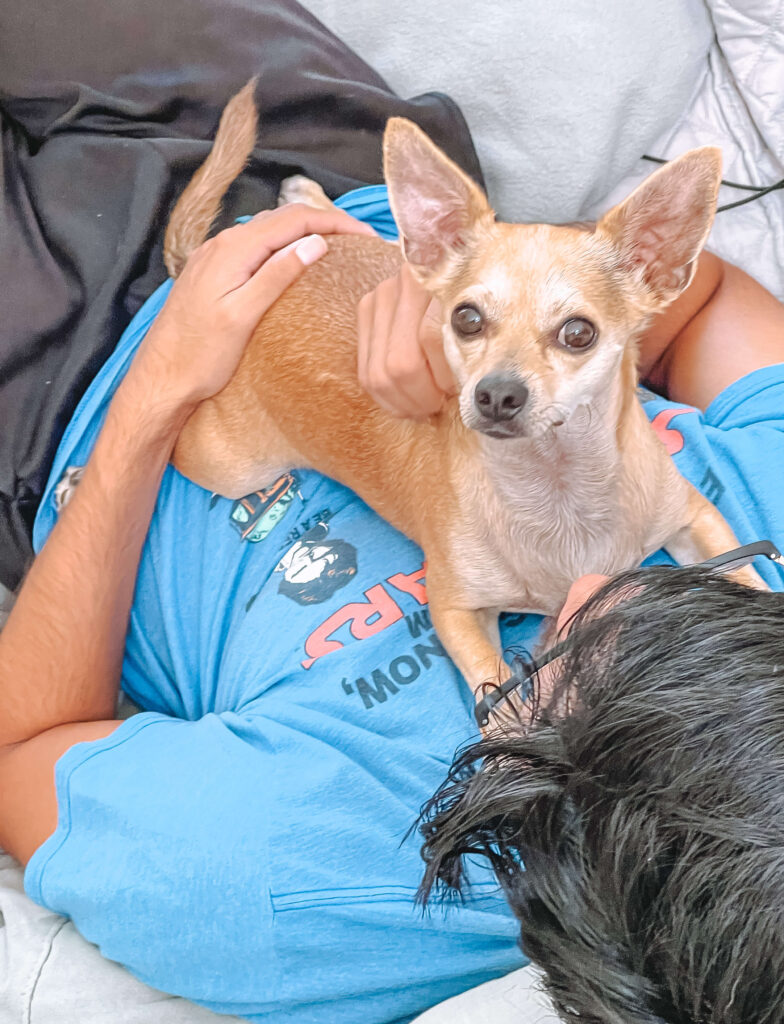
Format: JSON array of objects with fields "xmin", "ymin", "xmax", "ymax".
[{"xmin": 0, "ymin": 0, "xmax": 482, "ymax": 590}]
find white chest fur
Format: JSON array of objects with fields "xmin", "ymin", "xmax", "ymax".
[{"xmin": 445, "ymin": 404, "xmax": 683, "ymax": 616}]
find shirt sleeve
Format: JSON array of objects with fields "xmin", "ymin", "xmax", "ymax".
[
  {"xmin": 23, "ymin": 711, "xmax": 280, "ymax": 1015},
  {"xmin": 673, "ymin": 364, "xmax": 784, "ymax": 590},
  {"xmin": 704, "ymin": 364, "xmax": 784, "ymax": 433}
]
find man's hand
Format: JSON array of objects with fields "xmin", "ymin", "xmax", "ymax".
[
  {"xmin": 134, "ymin": 203, "xmax": 377, "ymax": 410},
  {"xmin": 357, "ymin": 264, "xmax": 454, "ymax": 419}
]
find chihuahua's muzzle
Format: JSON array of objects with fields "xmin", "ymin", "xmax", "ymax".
[{"xmin": 473, "ymin": 372, "xmax": 529, "ymax": 438}]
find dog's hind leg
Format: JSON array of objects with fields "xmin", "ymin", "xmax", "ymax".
[{"xmin": 173, "ymin": 399, "xmax": 307, "ymax": 499}]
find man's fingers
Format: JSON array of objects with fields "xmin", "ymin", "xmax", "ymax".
[
  {"xmin": 425, "ymin": 349, "xmax": 456, "ymax": 398},
  {"xmin": 386, "ymin": 357, "xmax": 444, "ymax": 418},
  {"xmin": 396, "ymin": 265, "xmax": 434, "ymax": 325},
  {"xmin": 365, "ymin": 278, "xmax": 400, "ymax": 403},
  {"xmin": 420, "ymin": 299, "xmax": 455, "ymax": 394},
  {"xmin": 357, "ymin": 269, "xmax": 449, "ymax": 418},
  {"xmin": 395, "ymin": 271, "xmax": 451, "ymax": 404},
  {"xmin": 357, "ymin": 291, "xmax": 375, "ymax": 395},
  {"xmin": 264, "ymin": 233, "xmax": 328, "ymax": 267},
  {"xmin": 204, "ymin": 204, "xmax": 376, "ymax": 294},
  {"xmin": 387, "ymin": 278, "xmax": 447, "ymax": 415},
  {"xmin": 231, "ymin": 234, "xmax": 327, "ymax": 324},
  {"xmin": 381, "ymin": 288, "xmax": 444, "ymax": 418}
]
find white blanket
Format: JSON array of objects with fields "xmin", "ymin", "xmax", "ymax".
[
  {"xmin": 308, "ymin": 0, "xmax": 784, "ymax": 300},
  {"xmin": 301, "ymin": 0, "xmax": 714, "ymax": 224}
]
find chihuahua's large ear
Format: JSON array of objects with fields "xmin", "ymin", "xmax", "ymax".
[
  {"xmin": 597, "ymin": 147, "xmax": 722, "ymax": 304},
  {"xmin": 383, "ymin": 118, "xmax": 493, "ymax": 281}
]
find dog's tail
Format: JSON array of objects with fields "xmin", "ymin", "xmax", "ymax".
[{"xmin": 163, "ymin": 78, "xmax": 259, "ymax": 278}]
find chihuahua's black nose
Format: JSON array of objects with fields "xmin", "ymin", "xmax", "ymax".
[{"xmin": 474, "ymin": 374, "xmax": 528, "ymax": 422}]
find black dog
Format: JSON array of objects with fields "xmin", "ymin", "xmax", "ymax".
[{"xmin": 419, "ymin": 567, "xmax": 784, "ymax": 1024}]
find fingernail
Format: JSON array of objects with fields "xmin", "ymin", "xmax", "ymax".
[{"xmin": 295, "ymin": 234, "xmax": 328, "ymax": 266}]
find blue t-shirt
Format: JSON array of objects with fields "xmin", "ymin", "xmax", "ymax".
[{"xmin": 26, "ymin": 185, "xmax": 784, "ymax": 1024}]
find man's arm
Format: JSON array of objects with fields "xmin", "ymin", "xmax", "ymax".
[
  {"xmin": 0, "ymin": 371, "xmax": 190, "ymax": 864},
  {"xmin": 639, "ymin": 253, "xmax": 784, "ymax": 409},
  {"xmin": 0, "ymin": 204, "xmax": 377, "ymax": 866}
]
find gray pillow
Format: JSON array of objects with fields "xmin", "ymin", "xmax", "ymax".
[{"xmin": 299, "ymin": 0, "xmax": 713, "ymax": 222}]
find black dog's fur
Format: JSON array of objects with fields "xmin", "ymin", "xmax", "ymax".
[{"xmin": 418, "ymin": 567, "xmax": 784, "ymax": 1024}]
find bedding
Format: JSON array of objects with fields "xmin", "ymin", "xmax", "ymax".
[
  {"xmin": 299, "ymin": 0, "xmax": 714, "ymax": 223},
  {"xmin": 0, "ymin": 0, "xmax": 482, "ymax": 592},
  {"xmin": 0, "ymin": 854, "xmax": 238, "ymax": 1024},
  {"xmin": 593, "ymin": 0, "xmax": 784, "ymax": 303},
  {"xmin": 300, "ymin": 0, "xmax": 784, "ymax": 300}
]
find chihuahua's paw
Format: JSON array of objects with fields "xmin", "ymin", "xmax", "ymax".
[{"xmin": 278, "ymin": 175, "xmax": 334, "ymax": 211}]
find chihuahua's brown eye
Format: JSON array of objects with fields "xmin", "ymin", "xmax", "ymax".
[
  {"xmin": 451, "ymin": 304, "xmax": 484, "ymax": 337},
  {"xmin": 557, "ymin": 317, "xmax": 596, "ymax": 351}
]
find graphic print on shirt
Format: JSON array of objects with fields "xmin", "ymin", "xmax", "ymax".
[
  {"xmin": 300, "ymin": 560, "xmax": 429, "ymax": 669},
  {"xmin": 645, "ymin": 403, "xmax": 726, "ymax": 503},
  {"xmin": 246, "ymin": 522, "xmax": 358, "ymax": 612},
  {"xmin": 649, "ymin": 407, "xmax": 696, "ymax": 456},
  {"xmin": 226, "ymin": 473, "xmax": 301, "ymax": 543},
  {"xmin": 54, "ymin": 465, "xmax": 85, "ymax": 512},
  {"xmin": 307, "ymin": 557, "xmax": 458, "ymax": 712}
]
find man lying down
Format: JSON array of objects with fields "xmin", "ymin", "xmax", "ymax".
[{"xmin": 0, "ymin": 190, "xmax": 783, "ymax": 1024}]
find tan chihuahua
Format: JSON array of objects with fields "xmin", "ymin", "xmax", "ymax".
[{"xmin": 165, "ymin": 81, "xmax": 764, "ymax": 694}]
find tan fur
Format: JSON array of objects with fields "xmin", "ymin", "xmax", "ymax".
[
  {"xmin": 167, "ymin": 83, "xmax": 766, "ymax": 699},
  {"xmin": 163, "ymin": 78, "xmax": 259, "ymax": 278}
]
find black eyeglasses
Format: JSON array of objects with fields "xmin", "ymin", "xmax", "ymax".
[{"xmin": 474, "ymin": 540, "xmax": 782, "ymax": 729}]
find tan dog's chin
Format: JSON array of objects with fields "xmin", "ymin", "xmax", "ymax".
[
  {"xmin": 461, "ymin": 414, "xmax": 527, "ymax": 440},
  {"xmin": 459, "ymin": 412, "xmax": 568, "ymax": 441},
  {"xmin": 481, "ymin": 418, "xmax": 568, "ymax": 442}
]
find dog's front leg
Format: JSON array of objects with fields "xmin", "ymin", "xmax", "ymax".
[
  {"xmin": 665, "ymin": 483, "xmax": 768, "ymax": 589},
  {"xmin": 431, "ymin": 604, "xmax": 509, "ymax": 694},
  {"xmin": 426, "ymin": 578, "xmax": 509, "ymax": 697}
]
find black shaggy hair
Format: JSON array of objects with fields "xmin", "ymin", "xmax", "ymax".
[{"xmin": 419, "ymin": 566, "xmax": 784, "ymax": 1024}]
